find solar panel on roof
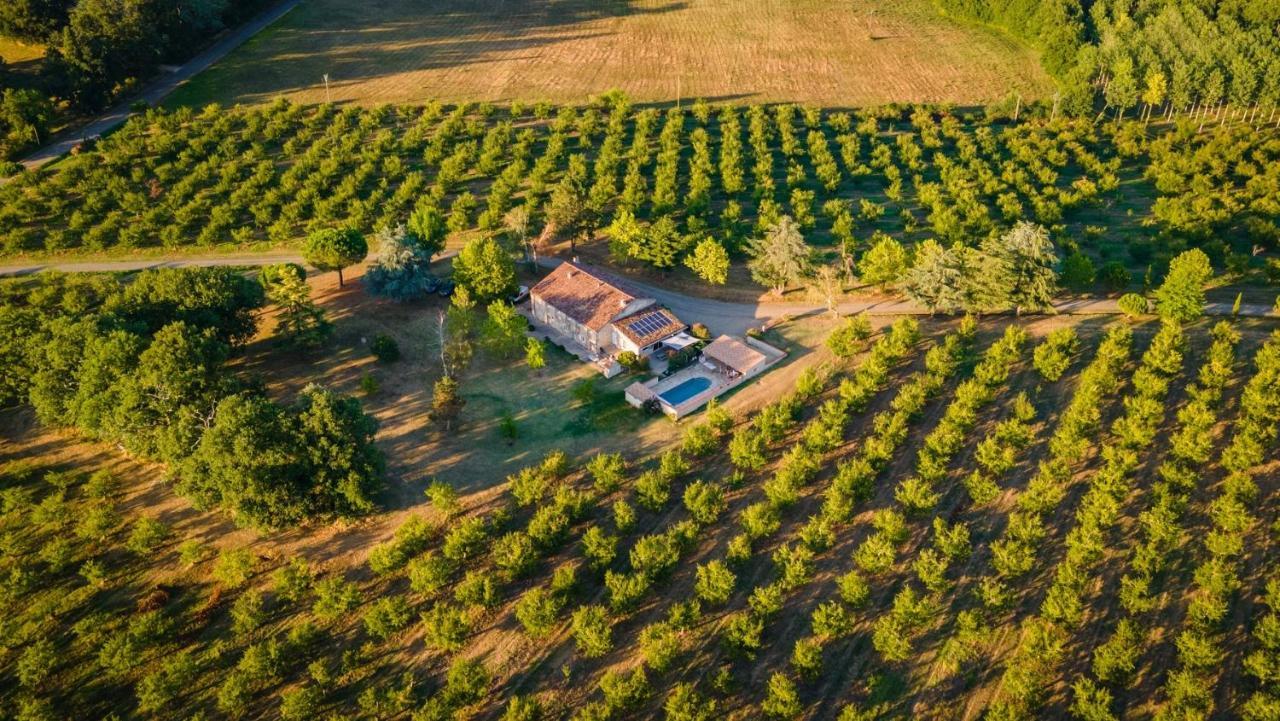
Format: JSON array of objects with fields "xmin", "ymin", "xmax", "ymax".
[{"xmin": 627, "ymin": 312, "xmax": 669, "ymax": 337}]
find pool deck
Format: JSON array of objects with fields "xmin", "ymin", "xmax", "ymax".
[{"xmin": 625, "ymin": 336, "xmax": 787, "ymax": 419}]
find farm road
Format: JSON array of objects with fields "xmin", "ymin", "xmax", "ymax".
[
  {"xmin": 1, "ymin": 253, "xmax": 1274, "ymax": 335},
  {"xmin": 11, "ymin": 0, "xmax": 303, "ymax": 174}
]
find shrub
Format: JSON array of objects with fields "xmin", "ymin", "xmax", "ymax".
[
  {"xmin": 1033, "ymin": 327, "xmax": 1078, "ymax": 382},
  {"xmin": 1059, "ymin": 251, "xmax": 1096, "ymax": 290},
  {"xmin": 370, "ymin": 334, "xmax": 400, "ymax": 363},
  {"xmin": 125, "ymin": 517, "xmax": 169, "ymax": 554},
  {"xmin": 761, "ymin": 672, "xmax": 802, "ymax": 719},
  {"xmin": 422, "ymin": 601, "xmax": 471, "ymax": 651},
  {"xmin": 363, "ymin": 596, "xmax": 412, "ymax": 640},
  {"xmin": 1118, "ymin": 293, "xmax": 1149, "ymax": 319},
  {"xmin": 1099, "ymin": 261, "xmax": 1131, "ymax": 290},
  {"xmin": 600, "ymin": 666, "xmax": 650, "ymax": 711},
  {"xmin": 665, "ymin": 683, "xmax": 717, "ymax": 721},
  {"xmin": 586, "ymin": 452, "xmax": 626, "ymax": 493},
  {"xmin": 617, "ymin": 350, "xmax": 649, "ymax": 373}
]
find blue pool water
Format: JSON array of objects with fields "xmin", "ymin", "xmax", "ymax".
[{"xmin": 658, "ymin": 376, "xmax": 713, "ymax": 405}]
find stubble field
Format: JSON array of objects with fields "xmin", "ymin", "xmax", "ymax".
[{"xmin": 168, "ymin": 0, "xmax": 1053, "ymax": 108}]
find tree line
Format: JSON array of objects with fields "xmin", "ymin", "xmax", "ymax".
[
  {"xmin": 0, "ymin": 267, "xmax": 383, "ymax": 527},
  {"xmin": 0, "ymin": 0, "xmax": 272, "ymax": 160},
  {"xmin": 936, "ymin": 0, "xmax": 1280, "ymax": 121}
]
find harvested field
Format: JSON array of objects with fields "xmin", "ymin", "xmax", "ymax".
[{"xmin": 168, "ymin": 0, "xmax": 1053, "ymax": 108}]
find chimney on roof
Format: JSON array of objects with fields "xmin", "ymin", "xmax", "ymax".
[{"xmin": 572, "ymin": 256, "xmax": 580, "ymax": 264}]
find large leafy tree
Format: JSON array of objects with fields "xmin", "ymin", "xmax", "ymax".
[
  {"xmin": 605, "ymin": 209, "xmax": 645, "ymax": 262},
  {"xmin": 1, "ymin": 88, "xmax": 55, "ymax": 157},
  {"xmin": 634, "ymin": 215, "xmax": 683, "ymax": 269},
  {"xmin": 1155, "ymin": 249, "xmax": 1213, "ymax": 322},
  {"xmin": 482, "ymin": 301, "xmax": 526, "ymax": 359},
  {"xmin": 981, "ymin": 221, "xmax": 1060, "ymax": 314},
  {"xmin": 363, "ymin": 225, "xmax": 437, "ymax": 302},
  {"xmin": 304, "ymin": 228, "xmax": 367, "ymax": 288},
  {"xmin": 0, "ymin": 0, "xmax": 72, "ymax": 40},
  {"xmin": 746, "ymin": 216, "xmax": 813, "ymax": 295},
  {"xmin": 452, "ymin": 236, "xmax": 515, "ymax": 302},
  {"xmin": 179, "ymin": 393, "xmax": 309, "ymax": 528},
  {"xmin": 110, "ymin": 266, "xmax": 264, "ymax": 346},
  {"xmin": 180, "ymin": 385, "xmax": 382, "ymax": 528},
  {"xmin": 114, "ymin": 320, "xmax": 229, "ymax": 460},
  {"xmin": 901, "ymin": 240, "xmax": 1001, "ymax": 314},
  {"xmin": 292, "ymin": 384, "xmax": 383, "ymax": 517},
  {"xmin": 48, "ymin": 0, "xmax": 154, "ymax": 108}
]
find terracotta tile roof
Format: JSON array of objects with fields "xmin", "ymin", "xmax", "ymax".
[
  {"xmin": 614, "ymin": 305, "xmax": 686, "ymax": 347},
  {"xmin": 625, "ymin": 381, "xmax": 657, "ymax": 403},
  {"xmin": 703, "ymin": 335, "xmax": 767, "ymax": 374},
  {"xmin": 530, "ymin": 261, "xmax": 646, "ymax": 331}
]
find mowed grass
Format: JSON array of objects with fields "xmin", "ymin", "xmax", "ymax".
[
  {"xmin": 169, "ymin": 0, "xmax": 1053, "ymax": 108},
  {"xmin": 0, "ymin": 36, "xmax": 46, "ymax": 64}
]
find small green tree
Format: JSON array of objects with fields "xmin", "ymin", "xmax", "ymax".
[
  {"xmin": 407, "ymin": 201, "xmax": 448, "ymax": 258},
  {"xmin": 515, "ymin": 588, "xmax": 561, "ymax": 638},
  {"xmin": 761, "ymin": 672, "xmax": 802, "ymax": 719},
  {"xmin": 665, "ymin": 683, "xmax": 717, "ymax": 721},
  {"xmin": 1059, "ymin": 251, "xmax": 1096, "ymax": 291},
  {"xmin": 482, "ymin": 301, "xmax": 527, "ymax": 358},
  {"xmin": 430, "ymin": 376, "xmax": 465, "ymax": 431},
  {"xmin": 685, "ymin": 237, "xmax": 730, "ymax": 285},
  {"xmin": 1154, "ymin": 249, "xmax": 1213, "ymax": 322},
  {"xmin": 826, "ymin": 314, "xmax": 872, "ymax": 359},
  {"xmin": 859, "ymin": 235, "xmax": 909, "ymax": 289},
  {"xmin": 695, "ymin": 559, "xmax": 736, "ymax": 605},
  {"xmin": 1118, "ymin": 293, "xmax": 1149, "ymax": 319},
  {"xmin": 525, "ymin": 337, "xmax": 547, "ymax": 370},
  {"xmin": 570, "ymin": 605, "xmax": 613, "ymax": 657},
  {"xmin": 304, "ymin": 228, "xmax": 367, "ymax": 287},
  {"xmin": 266, "ymin": 265, "xmax": 332, "ymax": 349}
]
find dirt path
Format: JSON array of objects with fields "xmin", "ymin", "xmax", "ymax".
[
  {"xmin": 9, "ymin": 0, "xmax": 302, "ymax": 175},
  {"xmin": 1, "ymin": 255, "xmax": 1274, "ymax": 338}
]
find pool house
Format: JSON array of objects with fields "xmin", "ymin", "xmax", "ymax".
[{"xmin": 625, "ymin": 335, "xmax": 786, "ymax": 418}]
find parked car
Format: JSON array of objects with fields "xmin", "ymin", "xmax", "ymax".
[
  {"xmin": 436, "ymin": 279, "xmax": 455, "ymax": 297},
  {"xmin": 510, "ymin": 285, "xmax": 530, "ymax": 304}
]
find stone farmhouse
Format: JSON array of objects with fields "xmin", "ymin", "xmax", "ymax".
[{"xmin": 528, "ymin": 260, "xmax": 690, "ymax": 376}]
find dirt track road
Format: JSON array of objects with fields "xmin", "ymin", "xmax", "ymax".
[
  {"xmin": 10, "ymin": 0, "xmax": 302, "ymax": 174},
  {"xmin": 2, "ymin": 253, "xmax": 1273, "ymax": 336}
]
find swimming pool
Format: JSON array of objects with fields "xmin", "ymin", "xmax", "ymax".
[{"xmin": 658, "ymin": 376, "xmax": 713, "ymax": 406}]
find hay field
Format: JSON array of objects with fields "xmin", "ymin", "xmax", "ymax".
[{"xmin": 169, "ymin": 0, "xmax": 1053, "ymax": 108}]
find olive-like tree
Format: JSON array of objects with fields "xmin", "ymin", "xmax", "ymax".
[{"xmin": 304, "ymin": 228, "xmax": 367, "ymax": 287}]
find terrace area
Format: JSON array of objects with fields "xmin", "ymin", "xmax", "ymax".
[{"xmin": 626, "ymin": 335, "xmax": 786, "ymax": 419}]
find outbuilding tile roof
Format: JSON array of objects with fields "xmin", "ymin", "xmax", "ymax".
[{"xmin": 703, "ymin": 335, "xmax": 768, "ymax": 374}]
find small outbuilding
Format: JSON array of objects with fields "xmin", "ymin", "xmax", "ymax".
[{"xmin": 701, "ymin": 335, "xmax": 768, "ymax": 379}]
